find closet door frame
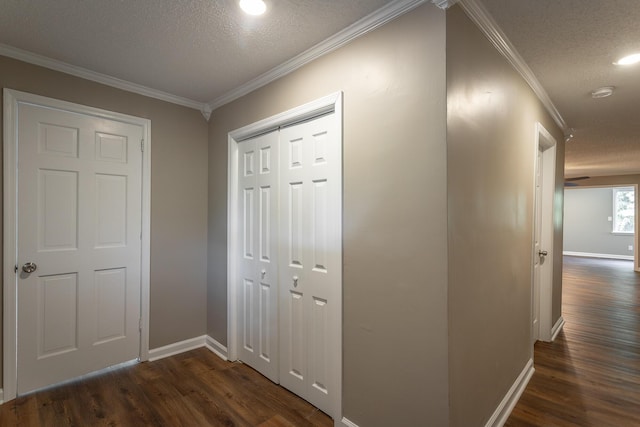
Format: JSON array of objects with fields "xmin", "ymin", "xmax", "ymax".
[{"xmin": 226, "ymin": 92, "xmax": 342, "ymax": 421}]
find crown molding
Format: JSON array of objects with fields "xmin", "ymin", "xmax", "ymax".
[
  {"xmin": 0, "ymin": 43, "xmax": 206, "ymax": 113},
  {"xmin": 458, "ymin": 0, "xmax": 569, "ymax": 135},
  {"xmin": 206, "ymin": 0, "xmax": 428, "ymax": 112},
  {"xmin": 431, "ymin": 0, "xmax": 460, "ymax": 9}
]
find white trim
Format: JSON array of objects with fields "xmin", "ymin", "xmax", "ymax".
[
  {"xmin": 551, "ymin": 316, "xmax": 565, "ymax": 342},
  {"xmin": 458, "ymin": 0, "xmax": 569, "ymax": 136},
  {"xmin": 563, "ymin": 251, "xmax": 634, "ymax": 261},
  {"xmin": 148, "ymin": 336, "xmax": 207, "ymax": 362},
  {"xmin": 3, "ymin": 90, "xmax": 19, "ymax": 402},
  {"xmin": 227, "ymin": 92, "xmax": 343, "ymax": 420},
  {"xmin": 431, "ymin": 0, "xmax": 460, "ymax": 8},
  {"xmin": 140, "ymin": 126, "xmax": 152, "ymax": 362},
  {"xmin": 205, "ymin": 336, "xmax": 228, "ymax": 361},
  {"xmin": 340, "ymin": 417, "xmax": 360, "ymax": 427},
  {"xmin": 2, "ymin": 89, "xmax": 151, "ymax": 402},
  {"xmin": 485, "ymin": 359, "xmax": 534, "ymax": 427},
  {"xmin": 533, "ymin": 123, "xmax": 557, "ymax": 343},
  {"xmin": 207, "ymin": 0, "xmax": 426, "ymax": 111},
  {"xmin": 0, "ymin": 388, "xmax": 4, "ymax": 404},
  {"xmin": 0, "ymin": 43, "xmax": 205, "ymax": 112}
]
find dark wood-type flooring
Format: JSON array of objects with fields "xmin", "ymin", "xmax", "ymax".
[
  {"xmin": 506, "ymin": 256, "xmax": 640, "ymax": 427},
  {"xmin": 0, "ymin": 347, "xmax": 332, "ymax": 426}
]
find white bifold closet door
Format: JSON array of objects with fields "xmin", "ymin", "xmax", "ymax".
[
  {"xmin": 237, "ymin": 130, "xmax": 280, "ymax": 382},
  {"xmin": 238, "ymin": 112, "xmax": 341, "ymax": 417}
]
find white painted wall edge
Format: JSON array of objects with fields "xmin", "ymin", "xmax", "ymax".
[
  {"xmin": 148, "ymin": 335, "xmax": 229, "ymax": 362},
  {"xmin": 551, "ymin": 316, "xmax": 565, "ymax": 342},
  {"xmin": 485, "ymin": 359, "xmax": 534, "ymax": 427},
  {"xmin": 340, "ymin": 417, "xmax": 360, "ymax": 427},
  {"xmin": 563, "ymin": 251, "xmax": 634, "ymax": 261}
]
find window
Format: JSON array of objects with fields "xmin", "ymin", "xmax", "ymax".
[{"xmin": 613, "ymin": 187, "xmax": 635, "ymax": 233}]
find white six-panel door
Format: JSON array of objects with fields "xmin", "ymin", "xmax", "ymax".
[
  {"xmin": 16, "ymin": 101, "xmax": 143, "ymax": 394},
  {"xmin": 238, "ymin": 130, "xmax": 280, "ymax": 382},
  {"xmin": 236, "ymin": 109, "xmax": 341, "ymax": 418},
  {"xmin": 278, "ymin": 113, "xmax": 341, "ymax": 416}
]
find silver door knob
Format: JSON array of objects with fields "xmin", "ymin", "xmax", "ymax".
[
  {"xmin": 22, "ymin": 262, "xmax": 37, "ymax": 273},
  {"xmin": 538, "ymin": 250, "xmax": 548, "ymax": 257}
]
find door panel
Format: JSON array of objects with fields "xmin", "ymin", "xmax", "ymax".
[
  {"xmin": 237, "ymin": 130, "xmax": 279, "ymax": 382},
  {"xmin": 17, "ymin": 102, "xmax": 142, "ymax": 394},
  {"xmin": 279, "ymin": 112, "xmax": 341, "ymax": 415}
]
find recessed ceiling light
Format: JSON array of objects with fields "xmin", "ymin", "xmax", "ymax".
[
  {"xmin": 591, "ymin": 86, "xmax": 614, "ymax": 98},
  {"xmin": 239, "ymin": 0, "xmax": 266, "ymax": 15},
  {"xmin": 614, "ymin": 53, "xmax": 640, "ymax": 66}
]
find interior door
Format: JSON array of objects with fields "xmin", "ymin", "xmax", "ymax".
[
  {"xmin": 237, "ymin": 130, "xmax": 280, "ymax": 382},
  {"xmin": 17, "ymin": 101, "xmax": 143, "ymax": 394},
  {"xmin": 279, "ymin": 112, "xmax": 341, "ymax": 416},
  {"xmin": 532, "ymin": 148, "xmax": 543, "ymax": 342}
]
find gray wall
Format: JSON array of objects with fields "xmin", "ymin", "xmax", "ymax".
[
  {"xmin": 446, "ymin": 5, "xmax": 565, "ymax": 426},
  {"xmin": 566, "ymin": 175, "xmax": 639, "ymax": 271},
  {"xmin": 0, "ymin": 55, "xmax": 210, "ymax": 385},
  {"xmin": 207, "ymin": 4, "xmax": 450, "ymax": 426},
  {"xmin": 564, "ymin": 187, "xmax": 634, "ymax": 256}
]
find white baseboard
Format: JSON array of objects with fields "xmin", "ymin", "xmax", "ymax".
[
  {"xmin": 563, "ymin": 251, "xmax": 634, "ymax": 261},
  {"xmin": 485, "ymin": 359, "xmax": 534, "ymax": 427},
  {"xmin": 148, "ymin": 335, "xmax": 207, "ymax": 361},
  {"xmin": 551, "ymin": 316, "xmax": 565, "ymax": 341},
  {"xmin": 340, "ymin": 417, "xmax": 360, "ymax": 427},
  {"xmin": 148, "ymin": 335, "xmax": 230, "ymax": 362},
  {"xmin": 205, "ymin": 335, "xmax": 228, "ymax": 361}
]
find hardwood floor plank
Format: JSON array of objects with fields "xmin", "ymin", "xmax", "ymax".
[
  {"xmin": 0, "ymin": 347, "xmax": 332, "ymax": 426},
  {"xmin": 506, "ymin": 256, "xmax": 640, "ymax": 427}
]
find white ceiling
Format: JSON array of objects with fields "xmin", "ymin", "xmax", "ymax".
[
  {"xmin": 2, "ymin": 0, "xmax": 637, "ymax": 179},
  {"xmin": 480, "ymin": 0, "xmax": 640, "ymax": 179},
  {"xmin": 0, "ymin": 0, "xmax": 394, "ymax": 104}
]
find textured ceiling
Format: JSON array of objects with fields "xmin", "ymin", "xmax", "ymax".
[
  {"xmin": 0, "ymin": 0, "xmax": 393, "ymax": 103},
  {"xmin": 480, "ymin": 0, "xmax": 640, "ymax": 178}
]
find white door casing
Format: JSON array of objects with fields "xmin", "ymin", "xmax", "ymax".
[
  {"xmin": 237, "ymin": 130, "xmax": 280, "ymax": 382},
  {"xmin": 227, "ymin": 92, "xmax": 342, "ymax": 421},
  {"xmin": 532, "ymin": 122, "xmax": 558, "ymax": 343},
  {"xmin": 532, "ymin": 148, "xmax": 542, "ymax": 342},
  {"xmin": 3, "ymin": 89, "xmax": 151, "ymax": 401}
]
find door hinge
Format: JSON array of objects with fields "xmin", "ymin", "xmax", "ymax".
[
  {"xmin": 140, "ymin": 139, "xmax": 144, "ymax": 152},
  {"xmin": 14, "ymin": 265, "xmax": 18, "ymax": 274},
  {"xmin": 139, "ymin": 318, "xmax": 143, "ymax": 332}
]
